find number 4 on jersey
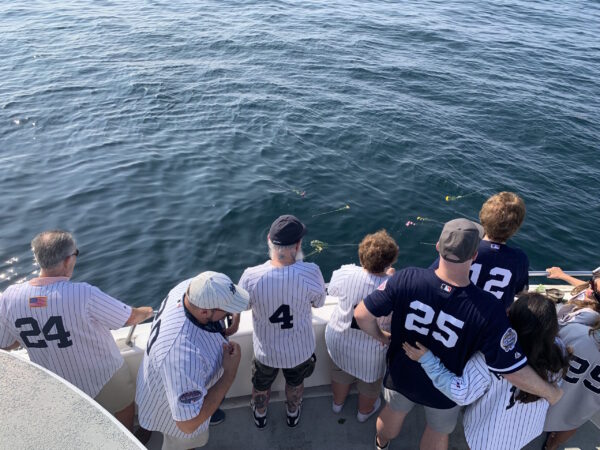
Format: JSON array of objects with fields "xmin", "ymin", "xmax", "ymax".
[{"xmin": 269, "ymin": 304, "xmax": 293, "ymax": 329}]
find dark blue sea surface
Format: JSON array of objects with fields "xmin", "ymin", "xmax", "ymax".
[{"xmin": 1, "ymin": 0, "xmax": 599, "ymax": 307}]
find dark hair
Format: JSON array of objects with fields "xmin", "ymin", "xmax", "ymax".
[
  {"xmin": 508, "ymin": 292, "xmax": 571, "ymax": 403},
  {"xmin": 479, "ymin": 192, "xmax": 525, "ymax": 242},
  {"xmin": 358, "ymin": 230, "xmax": 399, "ymax": 274}
]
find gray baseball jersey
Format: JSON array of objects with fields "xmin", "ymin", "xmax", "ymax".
[
  {"xmin": 136, "ymin": 279, "xmax": 227, "ymax": 439},
  {"xmin": 0, "ymin": 276, "xmax": 131, "ymax": 397},
  {"xmin": 544, "ymin": 321, "xmax": 600, "ymax": 431},
  {"xmin": 239, "ymin": 260, "xmax": 325, "ymax": 368},
  {"xmin": 325, "ymin": 264, "xmax": 390, "ymax": 382}
]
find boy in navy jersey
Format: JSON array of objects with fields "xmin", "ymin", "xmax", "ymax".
[
  {"xmin": 431, "ymin": 192, "xmax": 529, "ymax": 310},
  {"xmin": 355, "ymin": 218, "xmax": 562, "ymax": 450}
]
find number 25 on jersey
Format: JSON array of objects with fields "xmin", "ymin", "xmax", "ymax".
[{"xmin": 404, "ymin": 301, "xmax": 464, "ymax": 348}]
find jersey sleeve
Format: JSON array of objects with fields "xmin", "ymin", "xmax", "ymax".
[
  {"xmin": 480, "ymin": 308, "xmax": 527, "ymax": 374},
  {"xmin": 327, "ymin": 269, "xmax": 342, "ymax": 297},
  {"xmin": 238, "ymin": 270, "xmax": 253, "ymax": 310},
  {"xmin": 419, "ymin": 351, "xmax": 491, "ymax": 406},
  {"xmin": 308, "ymin": 267, "xmax": 326, "ymax": 308},
  {"xmin": 363, "ymin": 274, "xmax": 397, "ymax": 317},
  {"xmin": 160, "ymin": 344, "xmax": 209, "ymax": 422},
  {"xmin": 0, "ymin": 308, "xmax": 18, "ymax": 348},
  {"xmin": 87, "ymin": 286, "xmax": 132, "ymax": 329}
]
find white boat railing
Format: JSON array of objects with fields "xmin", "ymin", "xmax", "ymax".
[
  {"xmin": 529, "ymin": 269, "xmax": 598, "ymax": 278},
  {"xmin": 124, "ymin": 268, "xmax": 599, "ymax": 346}
]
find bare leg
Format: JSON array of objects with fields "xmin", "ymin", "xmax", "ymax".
[
  {"xmin": 357, "ymin": 393, "xmax": 378, "ymax": 415},
  {"xmin": 332, "ymin": 380, "xmax": 351, "ymax": 407},
  {"xmin": 251, "ymin": 387, "xmax": 270, "ymax": 415},
  {"xmin": 376, "ymin": 404, "xmax": 408, "ymax": 448},
  {"xmin": 420, "ymin": 425, "xmax": 448, "ymax": 450},
  {"xmin": 285, "ymin": 383, "xmax": 304, "ymax": 413},
  {"xmin": 543, "ymin": 429, "xmax": 578, "ymax": 450},
  {"xmin": 114, "ymin": 402, "xmax": 135, "ymax": 431}
]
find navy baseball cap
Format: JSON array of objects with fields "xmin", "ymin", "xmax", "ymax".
[
  {"xmin": 268, "ymin": 215, "xmax": 307, "ymax": 246},
  {"xmin": 438, "ymin": 218, "xmax": 484, "ymax": 263}
]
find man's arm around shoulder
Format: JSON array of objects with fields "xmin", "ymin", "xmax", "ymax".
[
  {"xmin": 354, "ymin": 302, "xmax": 391, "ymax": 346},
  {"xmin": 176, "ymin": 342, "xmax": 242, "ymax": 434},
  {"xmin": 503, "ymin": 365, "xmax": 563, "ymax": 405}
]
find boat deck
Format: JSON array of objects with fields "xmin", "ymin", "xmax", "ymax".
[{"xmin": 144, "ymin": 387, "xmax": 599, "ymax": 450}]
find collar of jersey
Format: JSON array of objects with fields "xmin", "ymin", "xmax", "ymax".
[
  {"xmin": 182, "ymin": 294, "xmax": 224, "ymax": 333},
  {"xmin": 29, "ymin": 276, "xmax": 70, "ymax": 286}
]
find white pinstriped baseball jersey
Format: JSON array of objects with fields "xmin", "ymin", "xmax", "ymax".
[
  {"xmin": 544, "ymin": 319, "xmax": 600, "ymax": 431},
  {"xmin": 420, "ymin": 350, "xmax": 552, "ymax": 450},
  {"xmin": 135, "ymin": 279, "xmax": 226, "ymax": 440},
  {"xmin": 239, "ymin": 260, "xmax": 326, "ymax": 368},
  {"xmin": 0, "ymin": 277, "xmax": 131, "ymax": 397},
  {"xmin": 325, "ymin": 264, "xmax": 391, "ymax": 382}
]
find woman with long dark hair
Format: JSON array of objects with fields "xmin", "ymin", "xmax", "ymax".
[{"xmin": 403, "ymin": 292, "xmax": 570, "ymax": 450}]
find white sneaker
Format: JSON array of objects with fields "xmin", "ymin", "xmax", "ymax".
[
  {"xmin": 357, "ymin": 397, "xmax": 381, "ymax": 423},
  {"xmin": 332, "ymin": 401, "xmax": 344, "ymax": 414}
]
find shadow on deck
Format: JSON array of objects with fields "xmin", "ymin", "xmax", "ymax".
[{"xmin": 145, "ymin": 390, "xmax": 599, "ymax": 450}]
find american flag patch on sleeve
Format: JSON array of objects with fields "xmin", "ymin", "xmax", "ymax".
[{"xmin": 29, "ymin": 296, "xmax": 47, "ymax": 307}]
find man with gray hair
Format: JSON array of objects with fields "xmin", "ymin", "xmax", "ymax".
[
  {"xmin": 0, "ymin": 230, "xmax": 153, "ymax": 430},
  {"xmin": 239, "ymin": 214, "xmax": 326, "ymax": 429}
]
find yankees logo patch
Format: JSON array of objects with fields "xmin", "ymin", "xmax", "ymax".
[
  {"xmin": 178, "ymin": 390, "xmax": 203, "ymax": 404},
  {"xmin": 491, "ymin": 243, "xmax": 501, "ymax": 250},
  {"xmin": 500, "ymin": 328, "xmax": 518, "ymax": 352}
]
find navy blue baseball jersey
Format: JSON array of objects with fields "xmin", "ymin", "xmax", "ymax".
[
  {"xmin": 364, "ymin": 267, "xmax": 527, "ymax": 409},
  {"xmin": 430, "ymin": 240, "xmax": 529, "ymax": 310}
]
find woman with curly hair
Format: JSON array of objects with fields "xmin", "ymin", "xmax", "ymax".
[{"xmin": 325, "ymin": 230, "xmax": 399, "ymax": 422}]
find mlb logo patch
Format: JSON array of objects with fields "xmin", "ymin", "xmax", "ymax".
[
  {"xmin": 29, "ymin": 296, "xmax": 47, "ymax": 308},
  {"xmin": 491, "ymin": 244, "xmax": 501, "ymax": 250},
  {"xmin": 440, "ymin": 283, "xmax": 452, "ymax": 293},
  {"xmin": 377, "ymin": 280, "xmax": 388, "ymax": 291}
]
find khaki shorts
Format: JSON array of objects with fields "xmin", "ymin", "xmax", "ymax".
[
  {"xmin": 94, "ymin": 362, "xmax": 135, "ymax": 414},
  {"xmin": 162, "ymin": 430, "xmax": 209, "ymax": 450},
  {"xmin": 383, "ymin": 387, "xmax": 459, "ymax": 434},
  {"xmin": 331, "ymin": 363, "xmax": 382, "ymax": 398}
]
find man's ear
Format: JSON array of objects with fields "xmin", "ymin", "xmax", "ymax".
[{"xmin": 435, "ymin": 242, "xmax": 440, "ymax": 252}]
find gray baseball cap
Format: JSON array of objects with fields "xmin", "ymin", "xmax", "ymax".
[
  {"xmin": 188, "ymin": 271, "xmax": 249, "ymax": 313},
  {"xmin": 438, "ymin": 218, "xmax": 484, "ymax": 263}
]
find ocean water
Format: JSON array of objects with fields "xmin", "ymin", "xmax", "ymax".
[{"xmin": 1, "ymin": 0, "xmax": 599, "ymax": 307}]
